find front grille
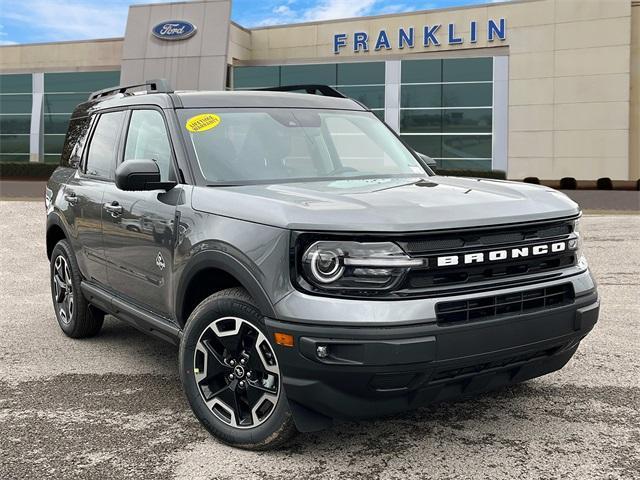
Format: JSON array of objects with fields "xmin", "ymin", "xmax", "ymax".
[
  {"xmin": 396, "ymin": 218, "xmax": 578, "ymax": 295},
  {"xmin": 399, "ymin": 219, "xmax": 573, "ymax": 256},
  {"xmin": 406, "ymin": 253, "xmax": 576, "ymax": 289},
  {"xmin": 435, "ymin": 283, "xmax": 574, "ymax": 324}
]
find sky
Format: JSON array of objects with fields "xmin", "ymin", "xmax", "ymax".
[{"xmin": 0, "ymin": 0, "xmax": 506, "ymax": 46}]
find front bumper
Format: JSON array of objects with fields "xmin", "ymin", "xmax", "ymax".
[{"xmin": 265, "ymin": 281, "xmax": 599, "ymax": 424}]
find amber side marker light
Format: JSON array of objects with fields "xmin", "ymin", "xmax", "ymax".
[{"xmin": 274, "ymin": 332, "xmax": 294, "ymax": 347}]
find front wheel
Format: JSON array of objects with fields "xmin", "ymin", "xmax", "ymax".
[{"xmin": 179, "ymin": 288, "xmax": 297, "ymax": 450}]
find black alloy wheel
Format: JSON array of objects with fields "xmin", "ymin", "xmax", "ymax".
[{"xmin": 193, "ymin": 316, "xmax": 281, "ymax": 428}]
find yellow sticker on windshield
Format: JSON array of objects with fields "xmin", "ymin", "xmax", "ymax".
[{"xmin": 185, "ymin": 113, "xmax": 220, "ymax": 133}]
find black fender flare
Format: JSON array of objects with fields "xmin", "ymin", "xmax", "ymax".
[
  {"xmin": 46, "ymin": 212, "xmax": 72, "ymax": 258},
  {"xmin": 175, "ymin": 249, "xmax": 276, "ymax": 327}
]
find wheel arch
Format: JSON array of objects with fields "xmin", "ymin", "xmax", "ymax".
[
  {"xmin": 176, "ymin": 250, "xmax": 276, "ymax": 328},
  {"xmin": 46, "ymin": 214, "xmax": 69, "ymax": 259}
]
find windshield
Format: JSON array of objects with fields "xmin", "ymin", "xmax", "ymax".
[{"xmin": 179, "ymin": 108, "xmax": 428, "ymax": 184}]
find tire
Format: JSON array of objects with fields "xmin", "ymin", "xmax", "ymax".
[
  {"xmin": 50, "ymin": 239, "xmax": 104, "ymax": 338},
  {"xmin": 179, "ymin": 287, "xmax": 297, "ymax": 450}
]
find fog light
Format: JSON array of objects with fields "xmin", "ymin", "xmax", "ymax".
[{"xmin": 316, "ymin": 345, "xmax": 329, "ymax": 358}]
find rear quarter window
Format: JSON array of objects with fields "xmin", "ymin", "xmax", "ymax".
[{"xmin": 60, "ymin": 117, "xmax": 91, "ymax": 168}]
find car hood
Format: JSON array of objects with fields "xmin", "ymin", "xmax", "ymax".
[{"xmin": 191, "ymin": 176, "xmax": 579, "ymax": 232}]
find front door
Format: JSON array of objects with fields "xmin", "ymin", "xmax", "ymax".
[{"xmin": 102, "ymin": 108, "xmax": 180, "ymax": 319}]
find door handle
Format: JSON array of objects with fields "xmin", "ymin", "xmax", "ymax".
[
  {"xmin": 104, "ymin": 201, "xmax": 123, "ymax": 216},
  {"xmin": 64, "ymin": 192, "xmax": 78, "ymax": 204}
]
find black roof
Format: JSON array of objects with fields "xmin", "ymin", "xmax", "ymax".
[{"xmin": 72, "ymin": 81, "xmax": 365, "ymax": 119}]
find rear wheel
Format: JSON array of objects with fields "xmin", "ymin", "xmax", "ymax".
[
  {"xmin": 179, "ymin": 288, "xmax": 297, "ymax": 449},
  {"xmin": 50, "ymin": 240, "xmax": 104, "ymax": 338}
]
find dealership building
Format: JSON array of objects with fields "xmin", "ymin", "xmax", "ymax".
[{"xmin": 0, "ymin": 0, "xmax": 638, "ymax": 180}]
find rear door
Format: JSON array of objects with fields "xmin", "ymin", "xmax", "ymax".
[
  {"xmin": 63, "ymin": 111, "xmax": 126, "ymax": 286},
  {"xmin": 102, "ymin": 108, "xmax": 181, "ymax": 319}
]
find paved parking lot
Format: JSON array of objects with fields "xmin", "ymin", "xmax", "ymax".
[{"xmin": 0, "ymin": 201, "xmax": 638, "ymax": 480}]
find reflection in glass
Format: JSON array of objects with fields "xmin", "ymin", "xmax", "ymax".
[
  {"xmin": 442, "ymin": 58, "xmax": 492, "ymax": 82},
  {"xmin": 400, "ymin": 135, "xmax": 442, "ymax": 159},
  {"xmin": 0, "ymin": 74, "xmax": 32, "ymax": 94},
  {"xmin": 442, "ymin": 135, "xmax": 492, "ymax": 159},
  {"xmin": 400, "ymin": 110, "xmax": 442, "ymax": 133},
  {"xmin": 443, "ymin": 109, "xmax": 492, "ymax": 133},
  {"xmin": 401, "ymin": 84, "xmax": 441, "ymax": 108},
  {"xmin": 44, "ymin": 94, "xmax": 91, "ymax": 114},
  {"xmin": 233, "ymin": 66, "xmax": 280, "ymax": 89},
  {"xmin": 443, "ymin": 83, "xmax": 492, "ymax": 108},
  {"xmin": 44, "ymin": 134, "xmax": 66, "ymax": 155},
  {"xmin": 336, "ymin": 86, "xmax": 385, "ymax": 109},
  {"xmin": 0, "ymin": 115, "xmax": 31, "ymax": 134},
  {"xmin": 337, "ymin": 62, "xmax": 384, "ymax": 85},
  {"xmin": 44, "ymin": 71, "xmax": 120, "ymax": 93},
  {"xmin": 0, "ymin": 134, "xmax": 30, "ymax": 154},
  {"xmin": 439, "ymin": 159, "xmax": 492, "ymax": 171},
  {"xmin": 0, "ymin": 95, "xmax": 32, "ymax": 114},
  {"xmin": 281, "ymin": 64, "xmax": 336, "ymax": 86},
  {"xmin": 44, "ymin": 114, "xmax": 73, "ymax": 135},
  {"xmin": 401, "ymin": 59, "xmax": 441, "ymax": 83}
]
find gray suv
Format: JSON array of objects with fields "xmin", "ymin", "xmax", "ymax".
[{"xmin": 45, "ymin": 80, "xmax": 599, "ymax": 449}]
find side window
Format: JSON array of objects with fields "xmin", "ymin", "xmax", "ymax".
[
  {"xmin": 124, "ymin": 110, "xmax": 174, "ymax": 181},
  {"xmin": 61, "ymin": 116, "xmax": 91, "ymax": 168},
  {"xmin": 85, "ymin": 111, "xmax": 125, "ymax": 179}
]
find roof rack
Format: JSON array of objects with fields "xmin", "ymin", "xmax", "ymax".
[
  {"xmin": 88, "ymin": 78, "xmax": 172, "ymax": 101},
  {"xmin": 256, "ymin": 84, "xmax": 346, "ymax": 98}
]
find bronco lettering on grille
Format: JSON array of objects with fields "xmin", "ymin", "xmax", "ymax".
[{"xmin": 435, "ymin": 240, "xmax": 569, "ymax": 267}]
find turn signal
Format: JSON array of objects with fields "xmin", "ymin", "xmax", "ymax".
[{"xmin": 274, "ymin": 332, "xmax": 294, "ymax": 347}]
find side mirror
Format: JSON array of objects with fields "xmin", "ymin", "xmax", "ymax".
[
  {"xmin": 417, "ymin": 152, "xmax": 437, "ymax": 168},
  {"xmin": 115, "ymin": 159, "xmax": 176, "ymax": 191}
]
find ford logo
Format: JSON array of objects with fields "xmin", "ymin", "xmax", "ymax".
[{"xmin": 152, "ymin": 20, "xmax": 197, "ymax": 41}]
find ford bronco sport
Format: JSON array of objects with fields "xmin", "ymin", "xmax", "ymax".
[{"xmin": 45, "ymin": 79, "xmax": 599, "ymax": 449}]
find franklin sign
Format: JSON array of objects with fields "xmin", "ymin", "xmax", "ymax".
[
  {"xmin": 333, "ymin": 18, "xmax": 506, "ymax": 54},
  {"xmin": 152, "ymin": 21, "xmax": 197, "ymax": 41}
]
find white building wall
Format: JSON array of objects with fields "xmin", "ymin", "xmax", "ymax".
[{"xmin": 120, "ymin": 0, "xmax": 232, "ymax": 90}]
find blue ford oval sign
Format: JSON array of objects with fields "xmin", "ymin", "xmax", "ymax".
[{"xmin": 152, "ymin": 21, "xmax": 197, "ymax": 41}]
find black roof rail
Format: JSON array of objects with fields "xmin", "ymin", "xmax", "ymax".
[
  {"xmin": 256, "ymin": 85, "xmax": 346, "ymax": 98},
  {"xmin": 88, "ymin": 78, "xmax": 172, "ymax": 101}
]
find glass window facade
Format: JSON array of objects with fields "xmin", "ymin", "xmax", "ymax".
[
  {"xmin": 0, "ymin": 71, "xmax": 120, "ymax": 163},
  {"xmin": 43, "ymin": 71, "xmax": 120, "ymax": 163},
  {"xmin": 232, "ymin": 62, "xmax": 385, "ymax": 120},
  {"xmin": 233, "ymin": 58, "xmax": 495, "ymax": 170},
  {"xmin": 2, "ymin": 59, "xmax": 496, "ymax": 170},
  {"xmin": 399, "ymin": 57, "xmax": 493, "ymax": 170},
  {"xmin": 0, "ymin": 74, "xmax": 32, "ymax": 162}
]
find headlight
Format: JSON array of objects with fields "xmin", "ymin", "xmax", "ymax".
[
  {"xmin": 301, "ymin": 241, "xmax": 423, "ymax": 293},
  {"xmin": 309, "ymin": 247, "xmax": 344, "ymax": 283},
  {"xmin": 571, "ymin": 216, "xmax": 584, "ymax": 260}
]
